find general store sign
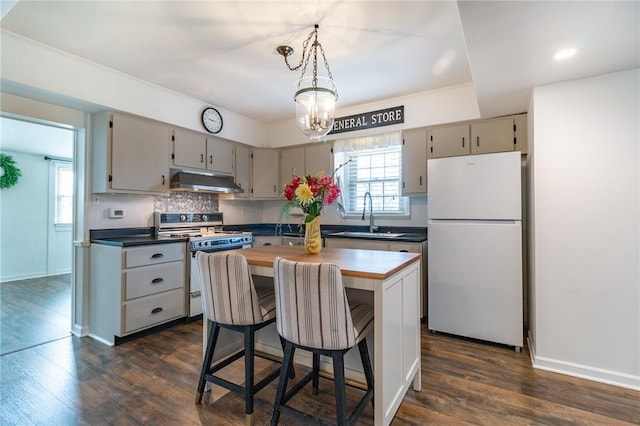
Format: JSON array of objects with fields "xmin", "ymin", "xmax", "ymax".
[{"xmin": 329, "ymin": 105, "xmax": 404, "ymax": 135}]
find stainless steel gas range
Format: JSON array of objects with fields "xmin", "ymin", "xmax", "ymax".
[{"xmin": 155, "ymin": 212, "xmax": 254, "ymax": 318}]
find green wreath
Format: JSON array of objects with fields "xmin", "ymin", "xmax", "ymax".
[{"xmin": 0, "ymin": 154, "xmax": 22, "ymax": 189}]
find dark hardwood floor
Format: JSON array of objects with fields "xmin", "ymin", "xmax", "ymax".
[
  {"xmin": 1, "ymin": 319, "xmax": 638, "ymax": 425},
  {"xmin": 0, "ymin": 274, "xmax": 71, "ymax": 355}
]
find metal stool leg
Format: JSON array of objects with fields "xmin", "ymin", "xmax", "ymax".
[
  {"xmin": 312, "ymin": 352, "xmax": 321, "ymax": 395},
  {"xmin": 196, "ymin": 323, "xmax": 220, "ymax": 403},
  {"xmin": 358, "ymin": 339, "xmax": 375, "ymax": 408},
  {"xmin": 245, "ymin": 327, "xmax": 255, "ymax": 426},
  {"xmin": 332, "ymin": 351, "xmax": 347, "ymax": 426},
  {"xmin": 271, "ymin": 341, "xmax": 295, "ymax": 426}
]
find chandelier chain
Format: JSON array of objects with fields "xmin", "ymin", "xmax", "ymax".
[
  {"xmin": 283, "ymin": 28, "xmax": 315, "ymax": 72},
  {"xmin": 318, "ymin": 42, "xmax": 337, "ymax": 98}
]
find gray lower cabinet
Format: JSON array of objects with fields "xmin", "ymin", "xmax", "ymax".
[
  {"xmin": 325, "ymin": 238, "xmax": 428, "ymax": 319},
  {"xmin": 89, "ymin": 242, "xmax": 186, "ymax": 345}
]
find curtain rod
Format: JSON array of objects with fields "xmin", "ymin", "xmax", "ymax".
[{"xmin": 44, "ymin": 156, "xmax": 72, "ymax": 163}]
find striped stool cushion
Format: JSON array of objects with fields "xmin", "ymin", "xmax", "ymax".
[
  {"xmin": 349, "ymin": 303, "xmax": 374, "ymax": 344},
  {"xmin": 197, "ymin": 252, "xmax": 275, "ymax": 326},
  {"xmin": 273, "ymin": 257, "xmax": 373, "ymax": 350},
  {"xmin": 256, "ymin": 286, "xmax": 276, "ymax": 322}
]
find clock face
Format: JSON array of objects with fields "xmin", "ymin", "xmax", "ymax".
[{"xmin": 202, "ymin": 107, "xmax": 223, "ymax": 134}]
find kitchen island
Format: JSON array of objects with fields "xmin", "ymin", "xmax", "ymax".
[{"xmin": 208, "ymin": 245, "xmax": 422, "ymax": 426}]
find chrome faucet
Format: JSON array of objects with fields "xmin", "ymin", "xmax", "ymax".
[{"xmin": 362, "ymin": 191, "xmax": 378, "ymax": 233}]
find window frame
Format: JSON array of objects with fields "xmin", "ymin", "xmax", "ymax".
[
  {"xmin": 334, "ymin": 133, "xmax": 409, "ymax": 219},
  {"xmin": 53, "ymin": 161, "xmax": 74, "ymax": 226}
]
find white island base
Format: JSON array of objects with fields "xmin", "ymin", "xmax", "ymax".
[{"xmin": 203, "ymin": 246, "xmax": 422, "ymax": 426}]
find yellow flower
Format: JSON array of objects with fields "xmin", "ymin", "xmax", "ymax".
[{"xmin": 295, "ymin": 183, "xmax": 314, "ymax": 204}]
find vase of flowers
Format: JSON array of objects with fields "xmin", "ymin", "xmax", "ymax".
[{"xmin": 281, "ymin": 172, "xmax": 340, "ymax": 254}]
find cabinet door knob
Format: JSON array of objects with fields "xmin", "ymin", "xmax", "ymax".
[{"xmin": 151, "ymin": 307, "xmax": 163, "ymax": 314}]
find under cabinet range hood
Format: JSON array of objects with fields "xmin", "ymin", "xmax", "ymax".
[{"xmin": 170, "ymin": 171, "xmax": 244, "ymax": 194}]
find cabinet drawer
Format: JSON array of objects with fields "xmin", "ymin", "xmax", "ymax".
[
  {"xmin": 124, "ymin": 243, "xmax": 184, "ymax": 268},
  {"xmin": 124, "ymin": 261, "xmax": 184, "ymax": 300},
  {"xmin": 123, "ymin": 288, "xmax": 185, "ymax": 334}
]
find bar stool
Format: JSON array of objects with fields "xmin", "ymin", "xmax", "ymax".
[
  {"xmin": 195, "ymin": 252, "xmax": 283, "ymax": 426},
  {"xmin": 270, "ymin": 257, "xmax": 374, "ymax": 426}
]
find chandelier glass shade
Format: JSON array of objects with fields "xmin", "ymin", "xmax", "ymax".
[
  {"xmin": 295, "ymin": 76, "xmax": 337, "ymax": 141},
  {"xmin": 278, "ymin": 25, "xmax": 338, "ymax": 141}
]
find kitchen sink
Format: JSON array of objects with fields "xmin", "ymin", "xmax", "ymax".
[{"xmin": 329, "ymin": 231, "xmax": 405, "ymax": 238}]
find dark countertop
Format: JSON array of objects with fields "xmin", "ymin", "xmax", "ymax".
[
  {"xmin": 89, "ymin": 224, "xmax": 427, "ymax": 247},
  {"xmin": 90, "ymin": 227, "xmax": 189, "ymax": 247},
  {"xmin": 225, "ymin": 223, "xmax": 428, "ymax": 243}
]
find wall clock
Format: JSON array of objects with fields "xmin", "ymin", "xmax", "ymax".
[{"xmin": 201, "ymin": 107, "xmax": 223, "ymax": 134}]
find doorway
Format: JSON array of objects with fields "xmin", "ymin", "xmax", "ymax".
[{"xmin": 0, "ymin": 116, "xmax": 76, "ymax": 354}]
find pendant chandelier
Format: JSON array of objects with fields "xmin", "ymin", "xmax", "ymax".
[{"xmin": 277, "ymin": 24, "xmax": 338, "ymax": 141}]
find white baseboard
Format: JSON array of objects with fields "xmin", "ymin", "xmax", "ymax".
[
  {"xmin": 1, "ymin": 271, "xmax": 71, "ymax": 283},
  {"xmin": 528, "ymin": 331, "xmax": 640, "ymax": 391},
  {"xmin": 88, "ymin": 333, "xmax": 115, "ymax": 347},
  {"xmin": 72, "ymin": 324, "xmax": 89, "ymax": 337}
]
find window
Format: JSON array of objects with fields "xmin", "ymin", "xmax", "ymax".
[
  {"xmin": 54, "ymin": 162, "xmax": 73, "ymax": 225},
  {"xmin": 334, "ymin": 132, "xmax": 408, "ymax": 217}
]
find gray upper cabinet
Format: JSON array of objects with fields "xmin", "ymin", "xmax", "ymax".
[
  {"xmin": 172, "ymin": 127, "xmax": 206, "ymax": 170},
  {"xmin": 93, "ymin": 111, "xmax": 170, "ymax": 194},
  {"xmin": 251, "ymin": 148, "xmax": 280, "ymax": 199},
  {"xmin": 172, "ymin": 128, "xmax": 234, "ymax": 176},
  {"xmin": 280, "ymin": 143, "xmax": 333, "ymax": 188},
  {"xmin": 402, "ymin": 129, "xmax": 427, "ymax": 195},
  {"xmin": 280, "ymin": 147, "xmax": 305, "ymax": 187},
  {"xmin": 233, "ymin": 144, "xmax": 251, "ymax": 198},
  {"xmin": 305, "ymin": 143, "xmax": 333, "ymax": 178},
  {"xmin": 428, "ymin": 124, "xmax": 470, "ymax": 158},
  {"xmin": 427, "ymin": 113, "xmax": 527, "ymax": 159},
  {"xmin": 206, "ymin": 137, "xmax": 234, "ymax": 175}
]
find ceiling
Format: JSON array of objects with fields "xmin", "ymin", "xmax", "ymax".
[
  {"xmin": 0, "ymin": 116, "xmax": 74, "ymax": 159},
  {"xmin": 0, "ymin": 1, "xmax": 638, "ymax": 131}
]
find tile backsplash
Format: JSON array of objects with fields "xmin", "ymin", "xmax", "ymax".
[{"xmin": 153, "ymin": 192, "xmax": 218, "ymax": 212}]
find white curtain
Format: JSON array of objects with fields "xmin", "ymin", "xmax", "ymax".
[
  {"xmin": 332, "ymin": 131, "xmax": 402, "ymax": 214},
  {"xmin": 333, "ymin": 131, "xmax": 402, "ymax": 153}
]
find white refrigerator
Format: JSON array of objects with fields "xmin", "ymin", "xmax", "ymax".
[{"xmin": 427, "ymin": 151, "xmax": 523, "ymax": 349}]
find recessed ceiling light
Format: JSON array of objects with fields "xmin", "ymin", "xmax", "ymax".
[{"xmin": 554, "ymin": 48, "xmax": 577, "ymax": 61}]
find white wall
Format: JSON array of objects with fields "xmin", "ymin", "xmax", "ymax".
[
  {"xmin": 1, "ymin": 30, "xmax": 264, "ymax": 147},
  {"xmin": 0, "ymin": 151, "xmax": 71, "ymax": 281},
  {"xmin": 265, "ymin": 83, "xmax": 481, "ymax": 148},
  {"xmin": 87, "ymin": 194, "xmax": 156, "ymax": 229},
  {"xmin": 529, "ymin": 69, "xmax": 640, "ymax": 390}
]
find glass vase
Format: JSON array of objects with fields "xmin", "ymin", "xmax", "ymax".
[{"xmin": 304, "ymin": 216, "xmax": 322, "ymax": 254}]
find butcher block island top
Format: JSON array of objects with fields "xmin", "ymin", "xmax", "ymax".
[
  {"xmin": 227, "ymin": 245, "xmax": 421, "ymax": 279},
  {"xmin": 218, "ymin": 244, "xmax": 422, "ymax": 426}
]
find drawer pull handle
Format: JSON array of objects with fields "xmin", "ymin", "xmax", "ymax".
[
  {"xmin": 151, "ymin": 307, "xmax": 163, "ymax": 314},
  {"xmin": 151, "ymin": 278, "xmax": 164, "ymax": 284},
  {"xmin": 399, "ymin": 249, "xmax": 409, "ymax": 252},
  {"xmin": 151, "ymin": 253, "xmax": 164, "ymax": 259}
]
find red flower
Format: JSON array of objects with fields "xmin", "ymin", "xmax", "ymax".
[{"xmin": 280, "ymin": 172, "xmax": 341, "ymax": 221}]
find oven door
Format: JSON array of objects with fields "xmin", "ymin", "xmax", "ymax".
[{"xmin": 189, "ymin": 243, "xmax": 253, "ymax": 317}]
